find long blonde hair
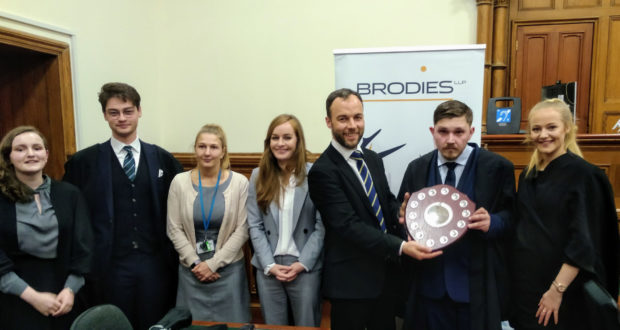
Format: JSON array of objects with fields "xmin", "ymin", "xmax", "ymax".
[
  {"xmin": 256, "ymin": 114, "xmax": 309, "ymax": 213},
  {"xmin": 524, "ymin": 98, "xmax": 582, "ymax": 177}
]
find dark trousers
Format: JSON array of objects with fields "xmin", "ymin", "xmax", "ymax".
[
  {"xmin": 104, "ymin": 252, "xmax": 174, "ymax": 330},
  {"xmin": 330, "ymin": 294, "xmax": 397, "ymax": 330},
  {"xmin": 418, "ymin": 295, "xmax": 470, "ymax": 330}
]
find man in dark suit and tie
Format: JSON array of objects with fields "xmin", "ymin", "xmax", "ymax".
[
  {"xmin": 63, "ymin": 82, "xmax": 183, "ymax": 330},
  {"xmin": 308, "ymin": 88, "xmax": 442, "ymax": 330},
  {"xmin": 397, "ymin": 100, "xmax": 516, "ymax": 330}
]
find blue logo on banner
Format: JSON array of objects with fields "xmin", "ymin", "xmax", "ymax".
[{"xmin": 362, "ymin": 129, "xmax": 406, "ymax": 158}]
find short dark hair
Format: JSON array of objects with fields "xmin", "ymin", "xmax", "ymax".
[
  {"xmin": 433, "ymin": 100, "xmax": 473, "ymax": 125},
  {"xmin": 325, "ymin": 88, "xmax": 363, "ymax": 117},
  {"xmin": 98, "ymin": 82, "xmax": 141, "ymax": 112}
]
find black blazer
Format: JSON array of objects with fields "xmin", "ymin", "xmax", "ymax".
[
  {"xmin": 63, "ymin": 140, "xmax": 183, "ymax": 274},
  {"xmin": 0, "ymin": 180, "xmax": 93, "ymax": 281},
  {"xmin": 308, "ymin": 144, "xmax": 404, "ymax": 300},
  {"xmin": 398, "ymin": 146, "xmax": 516, "ymax": 330}
]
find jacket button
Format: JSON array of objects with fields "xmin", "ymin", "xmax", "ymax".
[
  {"xmin": 303, "ymin": 229, "xmax": 308, "ymax": 234},
  {"xmin": 267, "ymin": 230, "xmax": 271, "ymax": 235}
]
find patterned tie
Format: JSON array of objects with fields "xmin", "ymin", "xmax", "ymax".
[
  {"xmin": 123, "ymin": 145, "xmax": 136, "ymax": 181},
  {"xmin": 444, "ymin": 162, "xmax": 457, "ymax": 187},
  {"xmin": 350, "ymin": 151, "xmax": 387, "ymax": 233}
]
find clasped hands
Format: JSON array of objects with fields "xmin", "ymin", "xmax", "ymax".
[
  {"xmin": 397, "ymin": 192, "xmax": 492, "ymax": 261},
  {"xmin": 20, "ymin": 286, "xmax": 74, "ymax": 317},
  {"xmin": 192, "ymin": 261, "xmax": 221, "ymax": 282},
  {"xmin": 269, "ymin": 262, "xmax": 305, "ymax": 282}
]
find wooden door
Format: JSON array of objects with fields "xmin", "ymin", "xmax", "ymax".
[
  {"xmin": 0, "ymin": 27, "xmax": 76, "ymax": 179},
  {"xmin": 512, "ymin": 22, "xmax": 593, "ymax": 133}
]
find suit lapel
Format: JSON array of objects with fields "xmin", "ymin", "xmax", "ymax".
[
  {"xmin": 292, "ymin": 179, "xmax": 307, "ymax": 229},
  {"xmin": 325, "ymin": 145, "xmax": 374, "ymax": 214},
  {"xmin": 269, "ymin": 202, "xmax": 280, "ymax": 230},
  {"xmin": 98, "ymin": 141, "xmax": 114, "ymax": 219}
]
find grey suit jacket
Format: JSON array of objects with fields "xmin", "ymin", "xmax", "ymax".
[{"xmin": 247, "ymin": 164, "xmax": 324, "ymax": 272}]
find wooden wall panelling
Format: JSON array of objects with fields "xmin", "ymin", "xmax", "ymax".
[
  {"xmin": 519, "ymin": 0, "xmax": 555, "ymax": 11},
  {"xmin": 564, "ymin": 0, "xmax": 602, "ymax": 8},
  {"xmin": 483, "ymin": 134, "xmax": 620, "ymax": 217},
  {"xmin": 492, "ymin": 1, "xmax": 511, "ymax": 105},
  {"xmin": 511, "ymin": 22, "xmax": 593, "ymax": 132},
  {"xmin": 504, "ymin": 1, "xmax": 620, "ymax": 134},
  {"xmin": 477, "ymin": 0, "xmax": 495, "ymax": 127},
  {"xmin": 595, "ymin": 16, "xmax": 620, "ymax": 133}
]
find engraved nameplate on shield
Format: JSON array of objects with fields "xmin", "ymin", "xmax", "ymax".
[{"xmin": 405, "ymin": 184, "xmax": 475, "ymax": 251}]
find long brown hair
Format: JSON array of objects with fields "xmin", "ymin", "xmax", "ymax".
[
  {"xmin": 524, "ymin": 98, "xmax": 582, "ymax": 177},
  {"xmin": 0, "ymin": 126, "xmax": 49, "ymax": 202},
  {"xmin": 256, "ymin": 114, "xmax": 309, "ymax": 213}
]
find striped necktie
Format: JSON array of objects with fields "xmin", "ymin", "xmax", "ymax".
[
  {"xmin": 123, "ymin": 145, "xmax": 136, "ymax": 181},
  {"xmin": 350, "ymin": 151, "xmax": 387, "ymax": 233}
]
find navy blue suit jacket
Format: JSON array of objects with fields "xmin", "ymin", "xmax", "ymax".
[
  {"xmin": 308, "ymin": 144, "xmax": 404, "ymax": 300},
  {"xmin": 63, "ymin": 140, "xmax": 182, "ymax": 275}
]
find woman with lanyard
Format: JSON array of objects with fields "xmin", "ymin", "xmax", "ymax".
[
  {"xmin": 247, "ymin": 114, "xmax": 324, "ymax": 326},
  {"xmin": 167, "ymin": 123, "xmax": 250, "ymax": 322},
  {"xmin": 0, "ymin": 126, "xmax": 92, "ymax": 329}
]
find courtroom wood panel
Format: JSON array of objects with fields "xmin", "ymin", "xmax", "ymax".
[
  {"xmin": 564, "ymin": 0, "xmax": 602, "ymax": 8},
  {"xmin": 481, "ymin": 1, "xmax": 620, "ymax": 134},
  {"xmin": 512, "ymin": 22, "xmax": 593, "ymax": 132},
  {"xmin": 483, "ymin": 134, "xmax": 620, "ymax": 217},
  {"xmin": 519, "ymin": 0, "xmax": 555, "ymax": 10},
  {"xmin": 604, "ymin": 17, "xmax": 620, "ymax": 104}
]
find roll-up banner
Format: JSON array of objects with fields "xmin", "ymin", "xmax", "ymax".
[{"xmin": 334, "ymin": 45, "xmax": 486, "ymax": 194}]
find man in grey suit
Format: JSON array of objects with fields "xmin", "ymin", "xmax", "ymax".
[{"xmin": 247, "ymin": 114, "xmax": 324, "ymax": 327}]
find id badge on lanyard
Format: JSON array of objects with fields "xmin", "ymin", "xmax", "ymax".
[
  {"xmin": 196, "ymin": 169, "xmax": 221, "ymax": 254},
  {"xmin": 197, "ymin": 239, "xmax": 215, "ymax": 253}
]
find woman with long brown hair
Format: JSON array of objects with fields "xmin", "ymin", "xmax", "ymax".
[
  {"xmin": 247, "ymin": 114, "xmax": 324, "ymax": 326},
  {"xmin": 0, "ymin": 126, "xmax": 92, "ymax": 329}
]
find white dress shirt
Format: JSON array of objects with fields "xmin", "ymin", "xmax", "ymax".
[
  {"xmin": 274, "ymin": 174, "xmax": 301, "ymax": 258},
  {"xmin": 110, "ymin": 136, "xmax": 141, "ymax": 171},
  {"xmin": 330, "ymin": 139, "xmax": 371, "ymax": 188},
  {"xmin": 436, "ymin": 145, "xmax": 473, "ymax": 187}
]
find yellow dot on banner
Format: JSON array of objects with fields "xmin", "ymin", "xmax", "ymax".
[{"xmin": 421, "ymin": 66, "xmax": 427, "ymax": 72}]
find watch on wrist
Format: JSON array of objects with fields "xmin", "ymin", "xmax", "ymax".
[
  {"xmin": 190, "ymin": 261, "xmax": 200, "ymax": 270},
  {"xmin": 552, "ymin": 280, "xmax": 567, "ymax": 293}
]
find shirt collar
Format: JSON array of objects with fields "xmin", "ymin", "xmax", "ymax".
[
  {"xmin": 437, "ymin": 144, "xmax": 473, "ymax": 167},
  {"xmin": 331, "ymin": 139, "xmax": 362, "ymax": 160},
  {"xmin": 34, "ymin": 175, "xmax": 51, "ymax": 193},
  {"xmin": 110, "ymin": 136, "xmax": 141, "ymax": 155}
]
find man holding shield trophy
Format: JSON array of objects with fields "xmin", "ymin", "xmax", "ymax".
[{"xmin": 397, "ymin": 100, "xmax": 516, "ymax": 330}]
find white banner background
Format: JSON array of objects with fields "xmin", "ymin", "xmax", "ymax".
[{"xmin": 334, "ymin": 45, "xmax": 486, "ymax": 194}]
